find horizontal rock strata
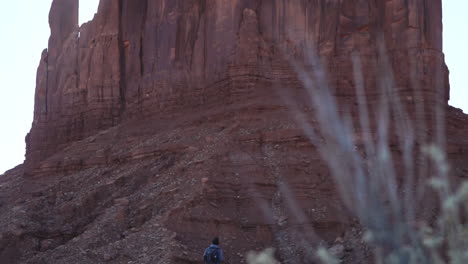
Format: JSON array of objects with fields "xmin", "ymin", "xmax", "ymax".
[{"xmin": 1, "ymin": 0, "xmax": 465, "ymax": 263}]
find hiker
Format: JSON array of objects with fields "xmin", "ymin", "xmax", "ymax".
[{"xmin": 203, "ymin": 237, "xmax": 225, "ymax": 264}]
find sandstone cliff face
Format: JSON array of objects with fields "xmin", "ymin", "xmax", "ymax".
[
  {"xmin": 26, "ymin": 0, "xmax": 447, "ymax": 167},
  {"xmin": 1, "ymin": 0, "xmax": 465, "ymax": 263}
]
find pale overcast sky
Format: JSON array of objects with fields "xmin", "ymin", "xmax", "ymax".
[{"xmin": 0, "ymin": 1, "xmax": 467, "ymax": 174}]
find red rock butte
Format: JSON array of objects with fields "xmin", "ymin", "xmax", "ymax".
[{"xmin": 1, "ymin": 0, "xmax": 467, "ymax": 263}]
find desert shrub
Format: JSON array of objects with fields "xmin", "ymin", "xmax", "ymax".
[{"xmin": 247, "ymin": 39, "xmax": 467, "ymax": 263}]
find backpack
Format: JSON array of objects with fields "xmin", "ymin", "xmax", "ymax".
[{"xmin": 204, "ymin": 246, "xmax": 220, "ymax": 264}]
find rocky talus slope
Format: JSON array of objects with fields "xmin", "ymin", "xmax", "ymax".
[{"xmin": 1, "ymin": 0, "xmax": 467, "ymax": 263}]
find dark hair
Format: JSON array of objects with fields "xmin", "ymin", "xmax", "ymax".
[{"xmin": 212, "ymin": 237, "xmax": 219, "ymax": 245}]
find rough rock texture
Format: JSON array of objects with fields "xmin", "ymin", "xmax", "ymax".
[
  {"xmin": 25, "ymin": 0, "xmax": 448, "ymax": 166},
  {"xmin": 1, "ymin": 0, "xmax": 466, "ymax": 263}
]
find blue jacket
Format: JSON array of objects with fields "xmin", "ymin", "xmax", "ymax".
[{"xmin": 203, "ymin": 244, "xmax": 224, "ymax": 263}]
